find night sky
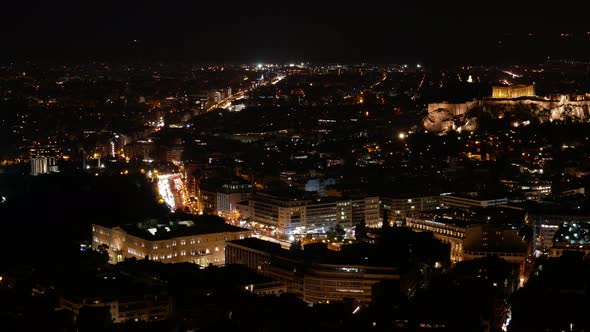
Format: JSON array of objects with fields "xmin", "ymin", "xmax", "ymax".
[{"xmin": 1, "ymin": 1, "xmax": 589, "ymax": 64}]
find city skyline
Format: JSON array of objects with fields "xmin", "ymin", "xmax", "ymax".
[{"xmin": 2, "ymin": 3, "xmax": 590, "ymax": 331}]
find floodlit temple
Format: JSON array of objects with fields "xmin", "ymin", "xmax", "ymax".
[
  {"xmin": 491, "ymin": 85, "xmax": 535, "ymax": 99},
  {"xmin": 424, "ymin": 87, "xmax": 590, "ymax": 132}
]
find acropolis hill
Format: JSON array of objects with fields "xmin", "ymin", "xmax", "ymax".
[{"xmin": 424, "ymin": 85, "xmax": 590, "ymax": 132}]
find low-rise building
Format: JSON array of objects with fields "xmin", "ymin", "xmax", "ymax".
[
  {"xmin": 406, "ymin": 213, "xmax": 466, "ymax": 263},
  {"xmin": 381, "ymin": 195, "xmax": 443, "ymax": 224},
  {"xmin": 246, "ymin": 191, "xmax": 380, "ymax": 236},
  {"xmin": 226, "ymin": 238, "xmax": 419, "ymax": 304},
  {"xmin": 405, "ymin": 208, "xmax": 528, "ymax": 270},
  {"xmin": 440, "ymin": 194, "xmax": 508, "ymax": 209},
  {"xmin": 527, "ymin": 211, "xmax": 590, "ymax": 254},
  {"xmin": 92, "ymin": 217, "xmax": 252, "ymax": 266},
  {"xmin": 60, "ymin": 291, "xmax": 172, "ymax": 324}
]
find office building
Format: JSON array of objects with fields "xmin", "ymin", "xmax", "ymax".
[
  {"xmin": 381, "ymin": 195, "xmax": 443, "ymax": 224},
  {"xmin": 226, "ymin": 238, "xmax": 418, "ymax": 304},
  {"xmin": 199, "ymin": 178, "xmax": 253, "ymax": 215},
  {"xmin": 405, "ymin": 209, "xmax": 528, "ymax": 269},
  {"xmin": 246, "ymin": 191, "xmax": 379, "ymax": 236},
  {"xmin": 440, "ymin": 194, "xmax": 508, "ymax": 209}
]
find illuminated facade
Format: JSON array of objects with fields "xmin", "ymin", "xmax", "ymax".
[
  {"xmin": 29, "ymin": 144, "xmax": 62, "ymax": 158},
  {"xmin": 242, "ymin": 194, "xmax": 426, "ymax": 233},
  {"xmin": 381, "ymin": 195, "xmax": 443, "ymax": 225},
  {"xmin": 92, "ymin": 220, "xmax": 252, "ymax": 266},
  {"xmin": 30, "ymin": 156, "xmax": 59, "ymax": 176},
  {"xmin": 352, "ymin": 197, "xmax": 381, "ymax": 227},
  {"xmin": 405, "ymin": 215, "xmax": 465, "ymax": 262},
  {"xmin": 246, "ymin": 193, "xmax": 380, "ymax": 236},
  {"xmin": 491, "ymin": 85, "xmax": 535, "ymax": 99},
  {"xmin": 199, "ymin": 179, "xmax": 253, "ymax": 214},
  {"xmin": 440, "ymin": 195, "xmax": 508, "ymax": 209},
  {"xmin": 29, "ymin": 144, "xmax": 60, "ymax": 175}
]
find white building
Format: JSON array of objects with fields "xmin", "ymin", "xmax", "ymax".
[{"xmin": 30, "ymin": 157, "xmax": 59, "ymax": 176}]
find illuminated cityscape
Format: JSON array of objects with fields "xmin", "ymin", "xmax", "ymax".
[{"xmin": 1, "ymin": 2, "xmax": 590, "ymax": 331}]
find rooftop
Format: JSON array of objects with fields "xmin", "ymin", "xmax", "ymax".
[
  {"xmin": 228, "ymin": 237, "xmax": 283, "ymax": 254},
  {"xmin": 199, "ymin": 176, "xmax": 253, "ymax": 193},
  {"xmin": 228, "ymin": 237, "xmax": 415, "ymax": 268},
  {"xmin": 554, "ymin": 221, "xmax": 590, "ymax": 245},
  {"xmin": 411, "ymin": 207, "xmax": 524, "ymax": 227},
  {"xmin": 103, "ymin": 215, "xmax": 249, "ymax": 240}
]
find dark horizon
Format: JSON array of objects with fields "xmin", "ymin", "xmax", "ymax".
[{"xmin": 2, "ymin": 1, "xmax": 589, "ymax": 65}]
